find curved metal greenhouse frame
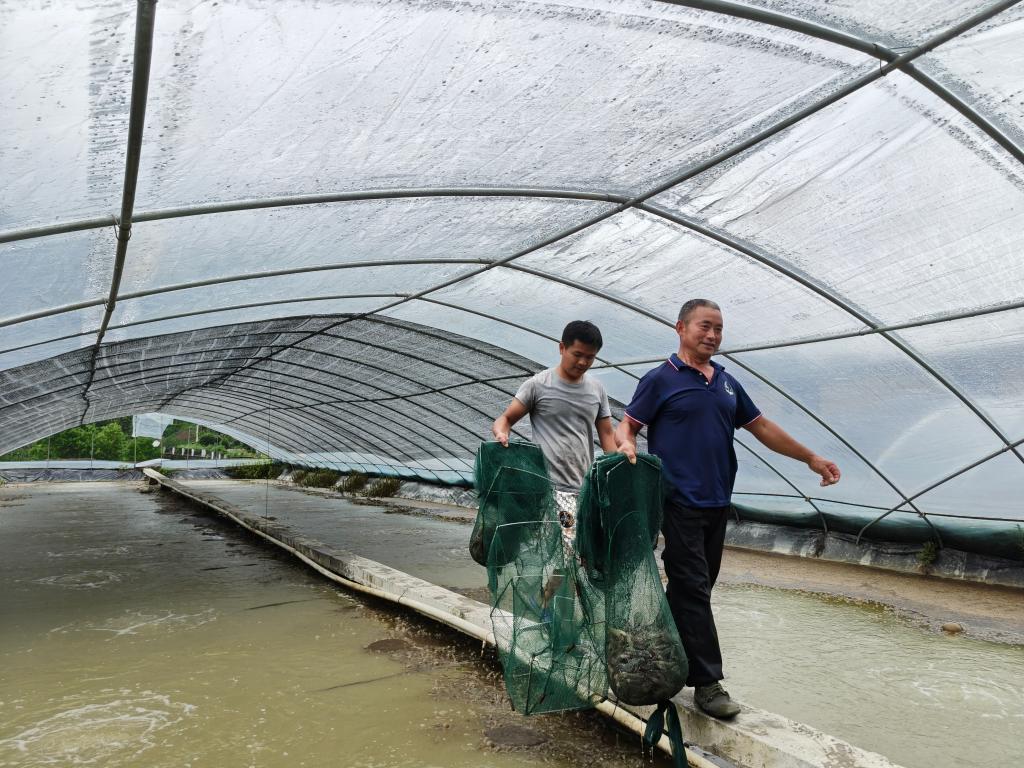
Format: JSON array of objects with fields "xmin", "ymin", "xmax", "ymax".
[{"xmin": 1, "ymin": 0, "xmax": 1022, "ymax": 551}]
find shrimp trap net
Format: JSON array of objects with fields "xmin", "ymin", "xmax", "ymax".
[{"xmin": 472, "ymin": 442, "xmax": 689, "ymax": 751}]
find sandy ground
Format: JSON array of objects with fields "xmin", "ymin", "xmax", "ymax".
[
  {"xmin": 368, "ymin": 491, "xmax": 1024, "ymax": 645},
  {"xmin": 716, "ymin": 546, "xmax": 1024, "ymax": 644}
]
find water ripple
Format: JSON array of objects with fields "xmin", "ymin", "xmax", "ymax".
[{"xmin": 0, "ymin": 692, "xmax": 195, "ymax": 766}]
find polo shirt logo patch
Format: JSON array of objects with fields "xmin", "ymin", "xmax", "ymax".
[{"xmin": 723, "ymin": 379, "xmax": 735, "ymax": 396}]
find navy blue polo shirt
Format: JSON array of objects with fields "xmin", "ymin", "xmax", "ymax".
[{"xmin": 624, "ymin": 353, "xmax": 761, "ymax": 508}]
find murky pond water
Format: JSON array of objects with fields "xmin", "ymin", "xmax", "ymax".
[
  {"xmin": 0, "ymin": 483, "xmax": 669, "ymax": 768},
  {"xmin": 179, "ymin": 480, "xmax": 1024, "ymax": 768},
  {"xmin": 717, "ymin": 586, "xmax": 1024, "ymax": 768}
]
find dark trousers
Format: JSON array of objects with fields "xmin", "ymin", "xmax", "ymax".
[{"xmin": 661, "ymin": 501, "xmax": 730, "ymax": 686}]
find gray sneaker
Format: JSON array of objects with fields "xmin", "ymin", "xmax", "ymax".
[{"xmin": 694, "ymin": 682, "xmax": 741, "ymax": 719}]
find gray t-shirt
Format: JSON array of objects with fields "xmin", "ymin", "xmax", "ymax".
[{"xmin": 514, "ymin": 368, "xmax": 612, "ymax": 492}]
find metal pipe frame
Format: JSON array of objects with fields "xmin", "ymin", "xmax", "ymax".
[
  {"xmin": 165, "ymin": 385, "xmax": 462, "ymax": 474},
  {"xmin": 225, "ymin": 353, "xmax": 522, "ymax": 415},
  {"xmin": 1, "ymin": 305, "xmax": 537, "ymax": 402},
  {"xmin": 2, "ymin": 1, "xmax": 1019, "ymax": 519},
  {"xmin": 657, "ymin": 0, "xmax": 1024, "ymax": 165},
  {"xmin": 0, "ymin": 188, "xmax": 624, "ymax": 247},
  {"xmin": 1, "ymin": 294, "xmax": 653, "ymax": 420},
  {"xmin": 203, "ymin": 370, "xmax": 488, "ymax": 458},
  {"xmin": 79, "ymin": 0, "xmax": 158, "ymax": 423},
  {"xmin": 86, "ymin": 376, "xmax": 457, "ymax": 474},
  {"xmin": 733, "ymin": 490, "xmax": 1024, "ymax": 523},
  {"xmin": 855, "ymin": 436, "xmax": 1024, "ymax": 542},
  {"xmin": 734, "ymin": 491, "xmax": 894, "ymax": 512},
  {"xmin": 0, "ymin": 301, "xmax": 375, "ymax": 359},
  {"xmin": 5, "ymin": 286, "xmax": 1023, "ymax": 382},
  {"xmin": 74, "ymin": 328, "xmax": 528, "ymax": 457},
  {"xmin": 1, "ymin": 304, "xmax": 622, "ymax": 473},
  {"xmin": 0, "ymin": 317, "xmax": 543, "ymax": 471},
  {"xmin": 148, "ymin": 318, "xmax": 538, "ymax": 426},
  {"xmin": 0, "ymin": 354, "xmax": 483, "ymax": 462},
  {"xmin": 211, "ymin": 368, "xmax": 508, "ymax": 458},
  {"xmin": 636, "ymin": 203, "xmax": 1024, "ymax": 465},
  {"xmin": 0, "ymin": 326, "xmax": 528, "ymax": 421},
  {"xmin": 159, "ymin": 310, "xmax": 542, "ymax": 415},
  {"xmin": 0, "ymin": 294, "xmax": 410, "ymax": 358},
  {"xmin": 0, "ymin": 259, "xmax": 490, "ymax": 331},
  {"xmin": 80, "ymin": 355, "xmax": 503, "ymax": 454},
  {"xmin": 75, "ymin": 339, "xmax": 514, "ymax": 411},
  {"xmin": 9, "ymin": 302, "xmax": 651, "ymax": 467}
]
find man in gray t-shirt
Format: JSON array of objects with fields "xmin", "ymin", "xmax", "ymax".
[
  {"xmin": 492, "ymin": 320, "xmax": 617, "ymax": 617},
  {"xmin": 492, "ymin": 320, "xmax": 617, "ymax": 493}
]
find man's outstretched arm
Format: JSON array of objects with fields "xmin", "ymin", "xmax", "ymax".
[
  {"xmin": 492, "ymin": 398, "xmax": 529, "ymax": 447},
  {"xmin": 743, "ymin": 416, "xmax": 840, "ymax": 486}
]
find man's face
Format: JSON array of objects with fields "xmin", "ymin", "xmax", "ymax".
[
  {"xmin": 676, "ymin": 306, "xmax": 723, "ymax": 359},
  {"xmin": 558, "ymin": 340, "xmax": 600, "ymax": 381}
]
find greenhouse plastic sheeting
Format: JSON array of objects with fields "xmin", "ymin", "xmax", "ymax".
[{"xmin": 1, "ymin": 1, "xmax": 1022, "ymax": 555}]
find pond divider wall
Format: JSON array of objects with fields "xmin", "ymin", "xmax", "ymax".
[{"xmin": 727, "ymin": 519, "xmax": 1024, "ymax": 589}]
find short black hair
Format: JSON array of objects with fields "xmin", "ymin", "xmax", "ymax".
[
  {"xmin": 561, "ymin": 320, "xmax": 603, "ymax": 350},
  {"xmin": 678, "ymin": 298, "xmax": 721, "ymax": 323}
]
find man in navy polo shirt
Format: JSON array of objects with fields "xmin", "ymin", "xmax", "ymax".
[{"xmin": 615, "ymin": 299, "xmax": 840, "ymax": 719}]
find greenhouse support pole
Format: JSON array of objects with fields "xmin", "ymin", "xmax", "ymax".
[
  {"xmin": 660, "ymin": 0, "xmax": 1024, "ymax": 165},
  {"xmin": 99, "ymin": 0, "xmax": 158, "ymax": 342},
  {"xmin": 79, "ymin": 0, "xmax": 158, "ymax": 422},
  {"xmin": 856, "ymin": 436, "xmax": 1024, "ymax": 544}
]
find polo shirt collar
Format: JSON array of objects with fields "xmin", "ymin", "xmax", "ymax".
[{"xmin": 668, "ymin": 352, "xmax": 724, "ymax": 373}]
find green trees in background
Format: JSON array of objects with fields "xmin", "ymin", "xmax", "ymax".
[
  {"xmin": 93, "ymin": 422, "xmax": 127, "ymax": 461},
  {"xmin": 159, "ymin": 422, "xmax": 261, "ymax": 459},
  {"xmin": 0, "ymin": 419, "xmax": 160, "ymax": 463},
  {"xmin": 0, "ymin": 418, "xmax": 262, "ymax": 463}
]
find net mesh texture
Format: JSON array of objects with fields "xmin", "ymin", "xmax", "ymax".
[{"xmin": 474, "ymin": 441, "xmax": 688, "ymax": 722}]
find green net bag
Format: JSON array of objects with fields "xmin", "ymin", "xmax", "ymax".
[
  {"xmin": 473, "ymin": 441, "xmax": 607, "ymax": 714},
  {"xmin": 470, "ymin": 440, "xmax": 554, "ymax": 566},
  {"xmin": 576, "ymin": 452, "xmax": 662, "ymax": 578},
  {"xmin": 577, "ymin": 453, "xmax": 688, "ymax": 706},
  {"xmin": 487, "ymin": 520, "xmax": 607, "ymax": 714}
]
